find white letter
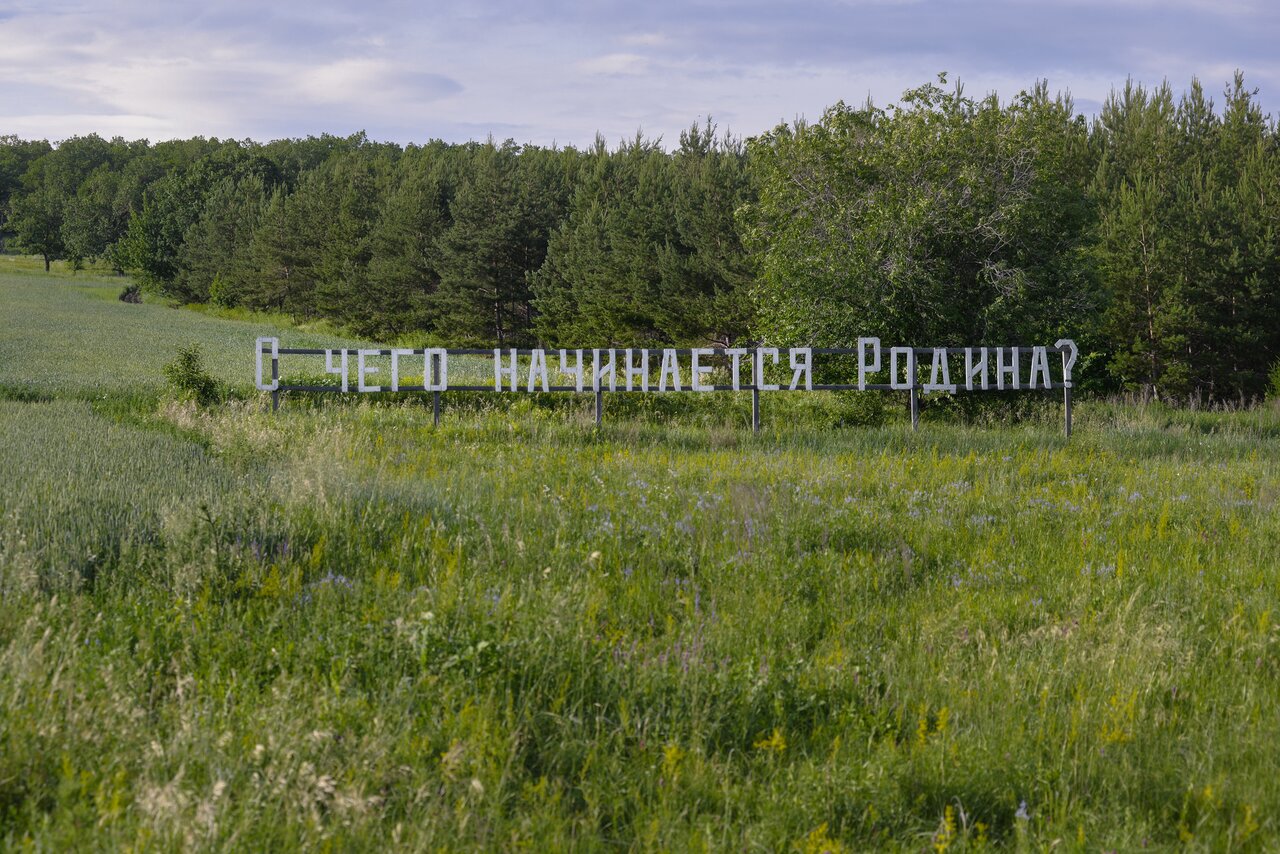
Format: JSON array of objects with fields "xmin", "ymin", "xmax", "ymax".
[
  {"xmin": 857, "ymin": 337, "xmax": 881, "ymax": 390},
  {"xmin": 528, "ymin": 349, "xmax": 549, "ymax": 392},
  {"xmin": 559, "ymin": 349, "xmax": 584, "ymax": 392},
  {"xmin": 788, "ymin": 348, "xmax": 813, "ymax": 391},
  {"xmin": 390, "ymin": 348, "xmax": 414, "ymax": 391},
  {"xmin": 691, "ymin": 348, "xmax": 714, "ymax": 391},
  {"xmin": 423, "ymin": 349, "xmax": 448, "ymax": 391},
  {"xmin": 1055, "ymin": 339, "xmax": 1079, "ymax": 388},
  {"xmin": 923, "ymin": 347, "xmax": 956, "ymax": 394},
  {"xmin": 493, "ymin": 348, "xmax": 518, "ymax": 391},
  {"xmin": 255, "ymin": 337, "xmax": 279, "ymax": 391},
  {"xmin": 624, "ymin": 349, "xmax": 649, "ymax": 391},
  {"xmin": 357, "ymin": 349, "xmax": 381, "ymax": 392},
  {"xmin": 964, "ymin": 348, "xmax": 988, "ymax": 390},
  {"xmin": 659, "ymin": 349, "xmax": 682, "ymax": 392},
  {"xmin": 1029, "ymin": 346, "xmax": 1051, "ymax": 389},
  {"xmin": 324, "ymin": 348, "xmax": 348, "ymax": 392},
  {"xmin": 725, "ymin": 348, "xmax": 748, "ymax": 390},
  {"xmin": 592, "ymin": 349, "xmax": 616, "ymax": 392},
  {"xmin": 996, "ymin": 347, "xmax": 1020, "ymax": 390},
  {"xmin": 755, "ymin": 348, "xmax": 780, "ymax": 391},
  {"xmin": 889, "ymin": 347, "xmax": 915, "ymax": 390}
]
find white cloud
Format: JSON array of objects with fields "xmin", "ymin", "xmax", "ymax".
[
  {"xmin": 577, "ymin": 53, "xmax": 650, "ymax": 76},
  {"xmin": 620, "ymin": 32, "xmax": 669, "ymax": 47},
  {"xmin": 0, "ymin": 0, "xmax": 1275, "ymax": 147}
]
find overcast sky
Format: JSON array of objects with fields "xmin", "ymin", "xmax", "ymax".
[{"xmin": 1, "ymin": 0, "xmax": 1276, "ymax": 148}]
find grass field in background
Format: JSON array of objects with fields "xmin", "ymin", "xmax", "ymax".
[
  {"xmin": 0, "ymin": 262, "xmax": 362, "ymax": 396},
  {"xmin": 3, "ymin": 268, "xmax": 1280, "ymax": 849}
]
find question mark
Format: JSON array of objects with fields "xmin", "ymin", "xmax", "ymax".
[{"xmin": 1054, "ymin": 339, "xmax": 1078, "ymax": 388}]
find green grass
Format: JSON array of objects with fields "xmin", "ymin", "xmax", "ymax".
[
  {"xmin": 3, "ymin": 269, "xmax": 1280, "ymax": 849},
  {"xmin": 0, "ymin": 266, "xmax": 365, "ymax": 397}
]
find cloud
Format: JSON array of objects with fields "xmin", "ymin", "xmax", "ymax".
[
  {"xmin": 620, "ymin": 32, "xmax": 669, "ymax": 47},
  {"xmin": 577, "ymin": 53, "xmax": 650, "ymax": 76},
  {"xmin": 0, "ymin": 0, "xmax": 1275, "ymax": 148},
  {"xmin": 295, "ymin": 60, "xmax": 461, "ymax": 105}
]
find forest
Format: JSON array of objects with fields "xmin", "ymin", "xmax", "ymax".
[{"xmin": 2, "ymin": 73, "xmax": 1278, "ymax": 403}]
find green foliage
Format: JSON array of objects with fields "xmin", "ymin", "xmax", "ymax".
[
  {"xmin": 534, "ymin": 124, "xmax": 754, "ymax": 346},
  {"xmin": 6, "ymin": 259, "xmax": 1280, "ymax": 848},
  {"xmin": 119, "ymin": 142, "xmax": 284, "ymax": 300},
  {"xmin": 0, "ymin": 269, "xmax": 362, "ymax": 396},
  {"xmin": 7, "ymin": 182, "xmax": 65, "ymax": 270},
  {"xmin": 432, "ymin": 142, "xmax": 576, "ymax": 345},
  {"xmin": 1092, "ymin": 74, "xmax": 1280, "ymax": 401},
  {"xmin": 118, "ymin": 283, "xmax": 142, "ymax": 303},
  {"xmin": 162, "ymin": 345, "xmax": 222, "ymax": 406},
  {"xmin": 5, "ymin": 386, "xmax": 1280, "ymax": 848},
  {"xmin": 360, "ymin": 145, "xmax": 453, "ymax": 339},
  {"xmin": 3, "ymin": 73, "xmax": 1280, "ymax": 401},
  {"xmin": 181, "ymin": 174, "xmax": 270, "ymax": 307},
  {"xmin": 742, "ymin": 76, "xmax": 1096, "ymax": 368},
  {"xmin": 0, "ymin": 135, "xmax": 52, "ymax": 226}
]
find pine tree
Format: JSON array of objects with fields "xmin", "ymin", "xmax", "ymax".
[{"xmin": 363, "ymin": 148, "xmax": 453, "ymax": 339}]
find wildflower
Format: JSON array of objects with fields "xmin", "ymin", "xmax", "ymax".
[
  {"xmin": 753, "ymin": 728, "xmax": 787, "ymax": 753},
  {"xmin": 661, "ymin": 742, "xmax": 685, "ymax": 779},
  {"xmin": 1015, "ymin": 800, "xmax": 1030, "ymax": 821},
  {"xmin": 932, "ymin": 805, "xmax": 956, "ymax": 852}
]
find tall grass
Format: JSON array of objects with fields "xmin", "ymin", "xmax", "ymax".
[
  {"xmin": 0, "ymin": 270, "xmax": 364, "ymax": 396},
  {"xmin": 2, "ymin": 269, "xmax": 1280, "ymax": 848}
]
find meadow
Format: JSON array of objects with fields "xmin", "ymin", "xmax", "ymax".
[{"xmin": 3, "ymin": 265, "xmax": 1280, "ymax": 850}]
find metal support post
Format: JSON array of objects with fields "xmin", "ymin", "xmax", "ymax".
[
  {"xmin": 752, "ymin": 388, "xmax": 760, "ymax": 433},
  {"xmin": 432, "ymin": 358, "xmax": 441, "ymax": 426},
  {"xmin": 909, "ymin": 386, "xmax": 919, "ymax": 431},
  {"xmin": 270, "ymin": 351, "xmax": 279, "ymax": 413},
  {"xmin": 1064, "ymin": 386, "xmax": 1072, "ymax": 438},
  {"xmin": 594, "ymin": 390, "xmax": 603, "ymax": 426}
]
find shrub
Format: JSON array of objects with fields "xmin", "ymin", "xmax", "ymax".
[
  {"xmin": 118, "ymin": 283, "xmax": 142, "ymax": 303},
  {"xmin": 209, "ymin": 272, "xmax": 237, "ymax": 308},
  {"xmin": 162, "ymin": 346, "xmax": 222, "ymax": 407}
]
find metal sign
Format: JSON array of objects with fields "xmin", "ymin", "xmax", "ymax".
[{"xmin": 255, "ymin": 337, "xmax": 1080, "ymax": 435}]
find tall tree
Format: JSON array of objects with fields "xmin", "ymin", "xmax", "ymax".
[
  {"xmin": 363, "ymin": 145, "xmax": 455, "ymax": 338},
  {"xmin": 533, "ymin": 126, "xmax": 751, "ymax": 347},
  {"xmin": 0, "ymin": 135, "xmax": 52, "ymax": 239},
  {"xmin": 742, "ymin": 77, "xmax": 1096, "ymax": 358},
  {"xmin": 178, "ymin": 173, "xmax": 270, "ymax": 306},
  {"xmin": 434, "ymin": 142, "xmax": 573, "ymax": 345},
  {"xmin": 1091, "ymin": 74, "xmax": 1280, "ymax": 400},
  {"xmin": 8, "ymin": 183, "xmax": 65, "ymax": 271}
]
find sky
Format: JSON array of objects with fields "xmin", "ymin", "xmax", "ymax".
[{"xmin": 1, "ymin": 0, "xmax": 1277, "ymax": 149}]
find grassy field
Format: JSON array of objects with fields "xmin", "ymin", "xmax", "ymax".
[
  {"xmin": 3, "ymin": 268, "xmax": 1280, "ymax": 849},
  {"xmin": 0, "ymin": 260, "xmax": 362, "ymax": 397}
]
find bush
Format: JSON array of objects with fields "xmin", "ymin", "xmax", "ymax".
[
  {"xmin": 162, "ymin": 346, "xmax": 222, "ymax": 407},
  {"xmin": 209, "ymin": 272, "xmax": 237, "ymax": 308},
  {"xmin": 1270, "ymin": 360, "xmax": 1280, "ymax": 401},
  {"xmin": 118, "ymin": 283, "xmax": 142, "ymax": 303}
]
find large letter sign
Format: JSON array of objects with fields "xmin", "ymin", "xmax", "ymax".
[{"xmin": 254, "ymin": 338, "xmax": 1081, "ymax": 435}]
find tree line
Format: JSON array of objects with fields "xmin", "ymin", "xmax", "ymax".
[{"xmin": 3, "ymin": 72, "xmax": 1278, "ymax": 401}]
